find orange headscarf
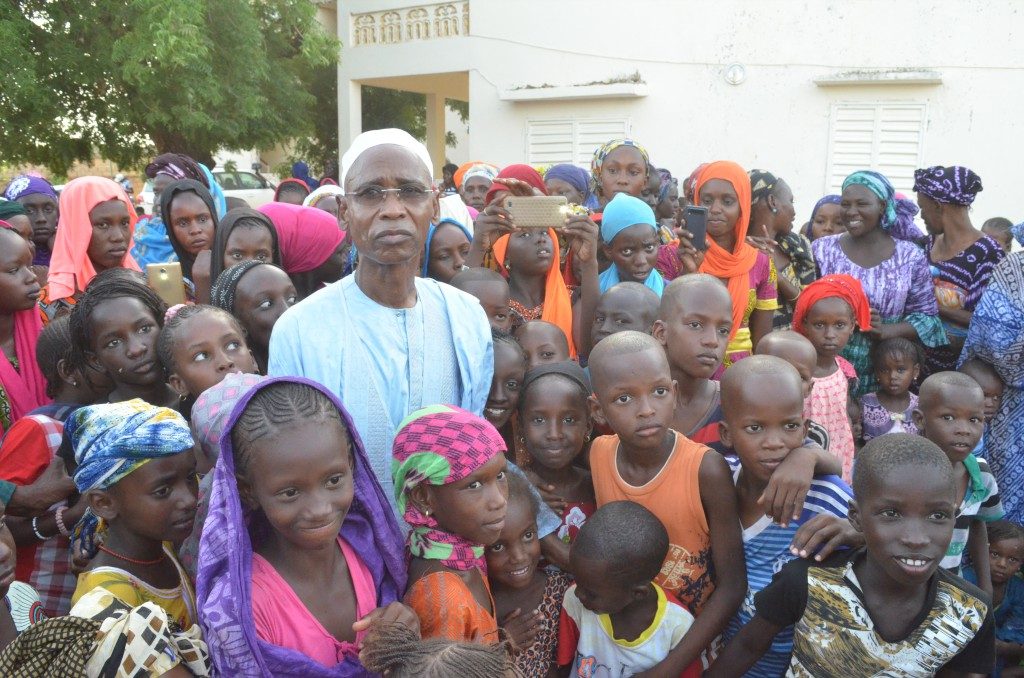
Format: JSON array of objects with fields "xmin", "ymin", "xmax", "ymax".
[
  {"xmin": 695, "ymin": 161, "xmax": 758, "ymax": 341},
  {"xmin": 492, "ymin": 229, "xmax": 576, "ymax": 358},
  {"xmin": 47, "ymin": 176, "xmax": 140, "ymax": 301}
]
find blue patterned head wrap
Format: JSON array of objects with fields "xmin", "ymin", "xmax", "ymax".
[{"xmin": 68, "ymin": 399, "xmax": 194, "ymax": 493}]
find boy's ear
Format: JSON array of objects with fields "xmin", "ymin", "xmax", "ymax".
[
  {"xmin": 718, "ymin": 420, "xmax": 733, "ymax": 449},
  {"xmin": 588, "ymin": 394, "xmax": 607, "ymax": 428},
  {"xmin": 847, "ymin": 499, "xmax": 863, "ymax": 533},
  {"xmin": 651, "ymin": 319, "xmax": 667, "ymax": 347},
  {"xmin": 167, "ymin": 373, "xmax": 190, "ymax": 398},
  {"xmin": 911, "ymin": 408, "xmax": 925, "ymax": 431},
  {"xmin": 87, "ymin": 489, "xmax": 118, "ymax": 522}
]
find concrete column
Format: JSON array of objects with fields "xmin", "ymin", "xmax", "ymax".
[
  {"xmin": 338, "ymin": 79, "xmax": 362, "ymax": 175},
  {"xmin": 424, "ymin": 92, "xmax": 446, "ymax": 176}
]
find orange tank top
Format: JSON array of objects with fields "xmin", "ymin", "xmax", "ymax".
[
  {"xmin": 403, "ymin": 569, "xmax": 499, "ymax": 643},
  {"xmin": 590, "ymin": 431, "xmax": 713, "ymax": 614}
]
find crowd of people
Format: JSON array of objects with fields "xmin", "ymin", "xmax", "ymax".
[{"xmin": 0, "ymin": 127, "xmax": 1021, "ymax": 677}]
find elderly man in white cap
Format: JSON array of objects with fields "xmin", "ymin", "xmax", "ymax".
[{"xmin": 268, "ymin": 129, "xmax": 493, "ymax": 509}]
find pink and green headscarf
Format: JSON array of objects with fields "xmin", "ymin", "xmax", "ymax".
[{"xmin": 392, "ymin": 404, "xmax": 506, "ymax": 571}]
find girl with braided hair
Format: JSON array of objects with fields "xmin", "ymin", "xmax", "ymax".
[
  {"xmin": 197, "ymin": 377, "xmax": 414, "ymax": 676},
  {"xmin": 360, "ymin": 622, "xmax": 521, "ymax": 677}
]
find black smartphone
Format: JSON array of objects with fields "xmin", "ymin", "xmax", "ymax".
[{"xmin": 683, "ymin": 206, "xmax": 708, "ymax": 250}]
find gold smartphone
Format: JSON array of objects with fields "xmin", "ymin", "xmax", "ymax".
[
  {"xmin": 146, "ymin": 262, "xmax": 186, "ymax": 306},
  {"xmin": 504, "ymin": 196, "xmax": 569, "ymax": 229}
]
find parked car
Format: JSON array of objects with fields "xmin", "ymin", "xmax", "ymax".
[
  {"xmin": 136, "ymin": 171, "xmax": 278, "ymax": 214},
  {"xmin": 213, "ymin": 170, "xmax": 277, "ymax": 208}
]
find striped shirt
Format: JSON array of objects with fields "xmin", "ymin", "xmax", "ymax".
[
  {"xmin": 723, "ymin": 456, "xmax": 852, "ymax": 678},
  {"xmin": 942, "ymin": 455, "xmax": 1004, "ymax": 571}
]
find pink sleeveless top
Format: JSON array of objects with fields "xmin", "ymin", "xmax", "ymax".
[{"xmin": 251, "ymin": 537, "xmax": 376, "ymax": 667}]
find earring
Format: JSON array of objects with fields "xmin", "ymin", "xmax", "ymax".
[
  {"xmin": 585, "ymin": 433, "xmax": 591, "ymax": 442},
  {"xmin": 71, "ymin": 381, "xmax": 79, "ymax": 387},
  {"xmin": 770, "ymin": 208, "xmax": 779, "ymax": 214},
  {"xmin": 424, "ymin": 509, "xmax": 431, "ymax": 517}
]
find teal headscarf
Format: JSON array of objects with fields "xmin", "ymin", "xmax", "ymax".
[
  {"xmin": 598, "ymin": 193, "xmax": 664, "ymax": 296},
  {"xmin": 841, "ymin": 170, "xmax": 897, "ymax": 231}
]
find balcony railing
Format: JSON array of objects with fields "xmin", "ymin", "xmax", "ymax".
[{"xmin": 351, "ymin": 2, "xmax": 469, "ymax": 45}]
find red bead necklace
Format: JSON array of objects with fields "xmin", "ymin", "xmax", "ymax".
[{"xmin": 97, "ymin": 544, "xmax": 166, "ymax": 566}]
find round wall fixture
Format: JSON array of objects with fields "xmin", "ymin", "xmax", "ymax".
[{"xmin": 724, "ymin": 63, "xmax": 746, "ymax": 85}]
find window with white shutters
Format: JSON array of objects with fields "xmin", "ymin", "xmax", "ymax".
[
  {"xmin": 526, "ymin": 117, "xmax": 631, "ymax": 167},
  {"xmin": 825, "ymin": 102, "xmax": 927, "ymax": 195}
]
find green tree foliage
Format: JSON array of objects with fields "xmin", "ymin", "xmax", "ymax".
[
  {"xmin": 362, "ymin": 86, "xmax": 467, "ymax": 151},
  {"xmin": 0, "ymin": 0, "xmax": 339, "ymax": 174}
]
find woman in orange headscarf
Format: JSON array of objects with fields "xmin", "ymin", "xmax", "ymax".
[
  {"xmin": 40, "ymin": 177, "xmax": 141, "ymax": 321},
  {"xmin": 468, "ymin": 165, "xmax": 599, "ymax": 358},
  {"xmin": 691, "ymin": 161, "xmax": 778, "ymax": 366}
]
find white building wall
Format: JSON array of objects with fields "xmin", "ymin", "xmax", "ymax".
[{"xmin": 339, "ymin": 0, "xmax": 1024, "ymax": 223}]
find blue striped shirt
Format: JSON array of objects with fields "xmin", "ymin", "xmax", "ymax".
[{"xmin": 723, "ymin": 455, "xmax": 853, "ymax": 677}]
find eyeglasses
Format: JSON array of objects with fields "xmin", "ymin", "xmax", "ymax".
[{"xmin": 350, "ymin": 186, "xmax": 435, "ymax": 207}]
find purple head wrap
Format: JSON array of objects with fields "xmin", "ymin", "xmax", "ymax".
[
  {"xmin": 803, "ymin": 194, "xmax": 841, "ymax": 240},
  {"xmin": 913, "ymin": 165, "xmax": 983, "ymax": 206},
  {"xmin": 545, "ymin": 163, "xmax": 599, "ymax": 210},
  {"xmin": 4, "ymin": 175, "xmax": 58, "ymax": 202},
  {"xmin": 196, "ymin": 376, "xmax": 407, "ymax": 677}
]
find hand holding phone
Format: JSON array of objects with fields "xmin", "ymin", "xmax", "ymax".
[
  {"xmin": 683, "ymin": 206, "xmax": 709, "ymax": 251},
  {"xmin": 504, "ymin": 196, "xmax": 569, "ymax": 229}
]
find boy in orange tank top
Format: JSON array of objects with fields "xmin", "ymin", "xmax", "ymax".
[{"xmin": 587, "ymin": 331, "xmax": 746, "ymax": 673}]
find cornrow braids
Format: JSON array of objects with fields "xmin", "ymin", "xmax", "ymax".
[
  {"xmin": 230, "ymin": 381, "xmax": 344, "ymax": 476},
  {"xmin": 156, "ymin": 304, "xmax": 247, "ymax": 375},
  {"xmin": 210, "ymin": 259, "xmax": 268, "ymax": 314},
  {"xmin": 69, "ymin": 269, "xmax": 168, "ymax": 368},
  {"xmin": 360, "ymin": 622, "xmax": 521, "ymax": 678},
  {"xmin": 870, "ymin": 336, "xmax": 922, "ymax": 370},
  {"xmin": 35, "ymin": 316, "xmax": 76, "ymax": 399}
]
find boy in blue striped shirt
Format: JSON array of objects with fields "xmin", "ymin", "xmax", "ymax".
[{"xmin": 718, "ymin": 356, "xmax": 852, "ymax": 676}]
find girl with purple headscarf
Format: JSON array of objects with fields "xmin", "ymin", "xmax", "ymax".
[
  {"xmin": 915, "ymin": 165, "xmax": 1004, "ymax": 373},
  {"xmin": 197, "ymin": 377, "xmax": 413, "ymax": 676},
  {"xmin": 4, "ymin": 174, "xmax": 59, "ymax": 266},
  {"xmin": 544, "ymin": 164, "xmax": 599, "ymax": 211}
]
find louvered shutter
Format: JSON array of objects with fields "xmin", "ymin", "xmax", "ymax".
[
  {"xmin": 825, "ymin": 102, "xmax": 927, "ymax": 195},
  {"xmin": 526, "ymin": 118, "xmax": 631, "ymax": 167}
]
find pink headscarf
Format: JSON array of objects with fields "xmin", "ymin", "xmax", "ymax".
[
  {"xmin": 47, "ymin": 176, "xmax": 140, "ymax": 301},
  {"xmin": 0, "ymin": 223, "xmax": 50, "ymax": 434},
  {"xmin": 257, "ymin": 202, "xmax": 344, "ymax": 274}
]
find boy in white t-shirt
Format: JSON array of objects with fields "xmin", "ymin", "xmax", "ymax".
[{"xmin": 557, "ymin": 501, "xmax": 701, "ymax": 678}]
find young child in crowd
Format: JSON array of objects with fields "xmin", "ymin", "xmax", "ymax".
[
  {"xmin": 755, "ymin": 331, "xmax": 834, "ymax": 452},
  {"xmin": 515, "ymin": 320, "xmax": 571, "ymax": 369},
  {"xmin": 598, "ymin": 193, "xmax": 666, "ymax": 296},
  {"xmin": 157, "ymin": 304, "xmax": 259, "ymax": 403},
  {"xmin": 0, "ymin": 317, "xmax": 105, "ymax": 617},
  {"xmin": 587, "ymin": 331, "xmax": 745, "ymax": 671},
  {"xmin": 485, "ymin": 328, "xmax": 527, "ymax": 451},
  {"xmin": 652, "ymin": 275, "xmax": 733, "ymax": 452},
  {"xmin": 394, "ymin": 405, "xmax": 509, "ymax": 643},
  {"xmin": 913, "ymin": 372, "xmax": 1003, "ymax": 589},
  {"xmin": 486, "ymin": 471, "xmax": 571, "ymax": 676},
  {"xmin": 450, "ymin": 267, "xmax": 513, "ymax": 333},
  {"xmin": 964, "ymin": 520, "xmax": 1024, "ymax": 677},
  {"xmin": 68, "ymin": 271, "xmax": 179, "ymax": 410},
  {"xmin": 709, "ymin": 433, "xmax": 996, "ymax": 677},
  {"xmin": 210, "ymin": 260, "xmax": 297, "ymax": 373},
  {"xmin": 518, "ymin": 361, "xmax": 595, "ymax": 546},
  {"xmin": 960, "ymin": 357, "xmax": 1005, "ymax": 457},
  {"xmin": 860, "ymin": 337, "xmax": 922, "ymax": 441},
  {"xmin": 557, "ymin": 501, "xmax": 701, "ymax": 677},
  {"xmin": 0, "ymin": 505, "xmax": 20, "ymax": 651},
  {"xmin": 196, "ymin": 377, "xmax": 414, "ymax": 675},
  {"xmin": 791, "ymin": 274, "xmax": 872, "ymax": 479},
  {"xmin": 718, "ymin": 355, "xmax": 852, "ymax": 676},
  {"xmin": 982, "ymin": 216, "xmax": 1015, "ymax": 252},
  {"xmin": 66, "ymin": 399, "xmax": 199, "ymax": 630},
  {"xmin": 592, "ymin": 281, "xmax": 660, "ymax": 348}
]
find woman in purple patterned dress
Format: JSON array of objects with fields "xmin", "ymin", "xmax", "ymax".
[
  {"xmin": 813, "ymin": 170, "xmax": 946, "ymax": 397},
  {"xmin": 914, "ymin": 165, "xmax": 1005, "ymax": 374}
]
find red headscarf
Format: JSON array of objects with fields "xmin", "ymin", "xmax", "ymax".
[
  {"xmin": 47, "ymin": 176, "xmax": 140, "ymax": 301},
  {"xmin": 694, "ymin": 161, "xmax": 759, "ymax": 340},
  {"xmin": 792, "ymin": 274, "xmax": 873, "ymax": 335},
  {"xmin": 258, "ymin": 203, "xmax": 344, "ymax": 274},
  {"xmin": 484, "ymin": 165, "xmax": 548, "ymax": 206}
]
